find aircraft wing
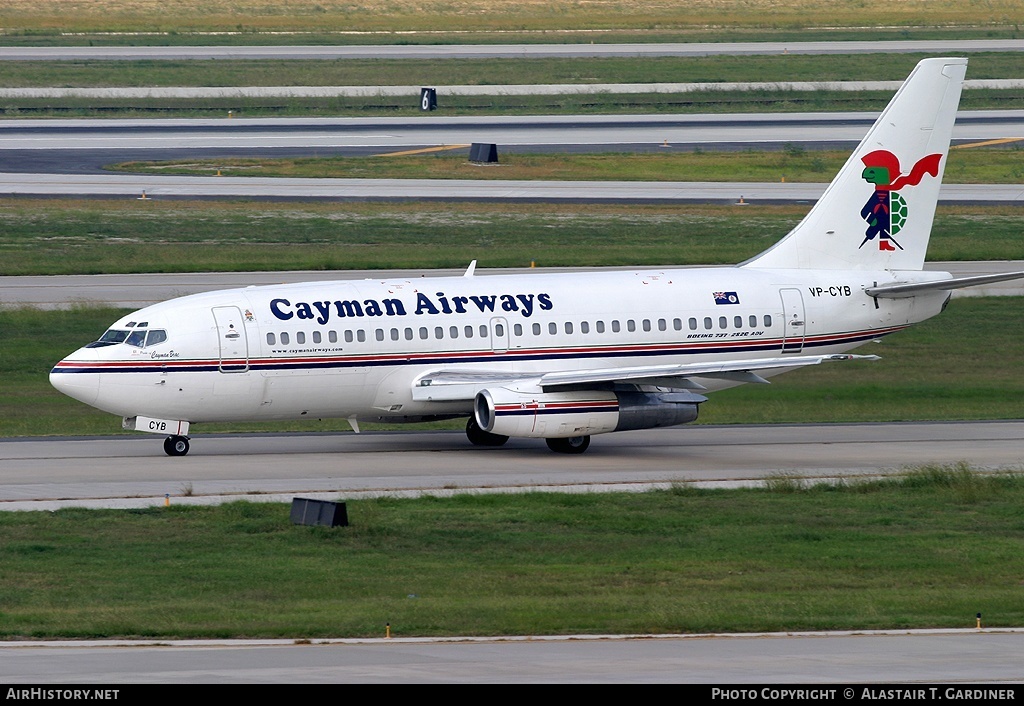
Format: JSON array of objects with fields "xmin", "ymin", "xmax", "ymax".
[
  {"xmin": 411, "ymin": 354, "xmax": 879, "ymax": 402},
  {"xmin": 866, "ymin": 271, "xmax": 1024, "ymax": 298}
]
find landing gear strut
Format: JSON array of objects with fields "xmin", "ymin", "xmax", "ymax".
[
  {"xmin": 545, "ymin": 435, "xmax": 591, "ymax": 454},
  {"xmin": 164, "ymin": 435, "xmax": 190, "ymax": 457},
  {"xmin": 465, "ymin": 418, "xmax": 509, "ymax": 447}
]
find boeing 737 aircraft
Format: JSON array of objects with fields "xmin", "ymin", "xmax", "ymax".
[{"xmin": 50, "ymin": 58, "xmax": 1024, "ymax": 455}]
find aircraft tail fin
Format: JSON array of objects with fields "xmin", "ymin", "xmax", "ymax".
[{"xmin": 742, "ymin": 57, "xmax": 967, "ymax": 272}]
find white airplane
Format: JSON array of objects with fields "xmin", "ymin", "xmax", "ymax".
[{"xmin": 50, "ymin": 57, "xmax": 1024, "ymax": 456}]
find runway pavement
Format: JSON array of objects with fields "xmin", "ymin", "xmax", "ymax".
[
  {"xmin": 1, "ymin": 172, "xmax": 1022, "ymax": 205},
  {"xmin": 2, "ymin": 421, "xmax": 1022, "ymax": 510},
  {"xmin": 3, "ymin": 630, "xmax": 1024, "ymax": 684},
  {"xmin": 2, "ymin": 112, "xmax": 1020, "ymax": 158},
  {"xmin": 0, "ymin": 111, "xmax": 1019, "ymax": 202}
]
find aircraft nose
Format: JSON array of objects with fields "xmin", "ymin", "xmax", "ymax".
[{"xmin": 49, "ymin": 362, "xmax": 100, "ymax": 407}]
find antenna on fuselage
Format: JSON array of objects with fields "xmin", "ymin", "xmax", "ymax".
[{"xmin": 464, "ymin": 260, "xmax": 477, "ymax": 277}]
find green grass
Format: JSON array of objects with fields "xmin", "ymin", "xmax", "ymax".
[
  {"xmin": 0, "ymin": 53, "xmax": 1021, "ymax": 118},
  {"xmin": 0, "ymin": 200, "xmax": 1021, "ymax": 276},
  {"xmin": 1, "ymin": 50, "xmax": 1021, "ymax": 119},
  {"xmin": 0, "ymin": 0, "xmax": 1020, "ymax": 41},
  {"xmin": 703, "ymin": 296, "xmax": 1024, "ymax": 425},
  {"xmin": 2, "ymin": 468, "xmax": 1023, "ymax": 639},
  {"xmin": 6, "ymin": 297, "xmax": 1023, "ymax": 438},
  {"xmin": 112, "ymin": 147, "xmax": 1024, "ymax": 184},
  {"xmin": 4, "ymin": 87, "xmax": 1022, "ymax": 119},
  {"xmin": 0, "ymin": 90, "xmax": 908, "ymax": 119},
  {"xmin": 3, "ymin": 54, "xmax": 1023, "ymax": 88}
]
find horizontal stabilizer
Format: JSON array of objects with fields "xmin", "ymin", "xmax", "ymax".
[{"xmin": 866, "ymin": 271, "xmax": 1024, "ymax": 298}]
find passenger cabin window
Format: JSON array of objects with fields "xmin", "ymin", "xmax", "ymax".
[
  {"xmin": 267, "ymin": 333, "xmax": 276, "ymax": 346},
  {"xmin": 296, "ymin": 332, "xmax": 306, "ymax": 344},
  {"xmin": 281, "ymin": 332, "xmax": 290, "ymax": 345}
]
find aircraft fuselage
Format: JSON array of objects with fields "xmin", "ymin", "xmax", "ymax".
[{"xmin": 50, "ymin": 266, "xmax": 950, "ymax": 425}]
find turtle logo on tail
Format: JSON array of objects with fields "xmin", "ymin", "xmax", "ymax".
[{"xmin": 859, "ymin": 150, "xmax": 942, "ymax": 251}]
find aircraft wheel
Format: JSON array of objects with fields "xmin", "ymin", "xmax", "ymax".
[
  {"xmin": 465, "ymin": 418, "xmax": 509, "ymax": 447},
  {"xmin": 545, "ymin": 435, "xmax": 590, "ymax": 454},
  {"xmin": 164, "ymin": 435, "xmax": 190, "ymax": 457}
]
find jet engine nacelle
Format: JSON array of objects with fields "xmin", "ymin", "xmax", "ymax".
[{"xmin": 474, "ymin": 388, "xmax": 705, "ymax": 439}]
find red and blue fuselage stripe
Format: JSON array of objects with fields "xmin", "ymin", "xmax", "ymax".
[{"xmin": 50, "ymin": 325, "xmax": 907, "ymax": 375}]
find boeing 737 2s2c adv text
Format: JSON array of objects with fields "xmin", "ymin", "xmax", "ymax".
[{"xmin": 50, "ymin": 58, "xmax": 1024, "ymax": 456}]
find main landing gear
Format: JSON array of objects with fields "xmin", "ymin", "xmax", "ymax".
[
  {"xmin": 465, "ymin": 418, "xmax": 509, "ymax": 447},
  {"xmin": 466, "ymin": 419, "xmax": 592, "ymax": 454},
  {"xmin": 163, "ymin": 435, "xmax": 190, "ymax": 457},
  {"xmin": 545, "ymin": 435, "xmax": 591, "ymax": 454}
]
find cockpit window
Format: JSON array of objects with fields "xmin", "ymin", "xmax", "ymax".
[
  {"xmin": 85, "ymin": 329, "xmax": 128, "ymax": 348},
  {"xmin": 85, "ymin": 327, "xmax": 168, "ymax": 349},
  {"xmin": 100, "ymin": 329, "xmax": 130, "ymax": 343}
]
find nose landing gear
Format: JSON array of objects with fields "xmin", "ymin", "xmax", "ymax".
[{"xmin": 163, "ymin": 435, "xmax": 190, "ymax": 457}]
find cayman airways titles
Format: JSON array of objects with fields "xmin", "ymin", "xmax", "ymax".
[{"xmin": 269, "ymin": 290, "xmax": 554, "ymax": 324}]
